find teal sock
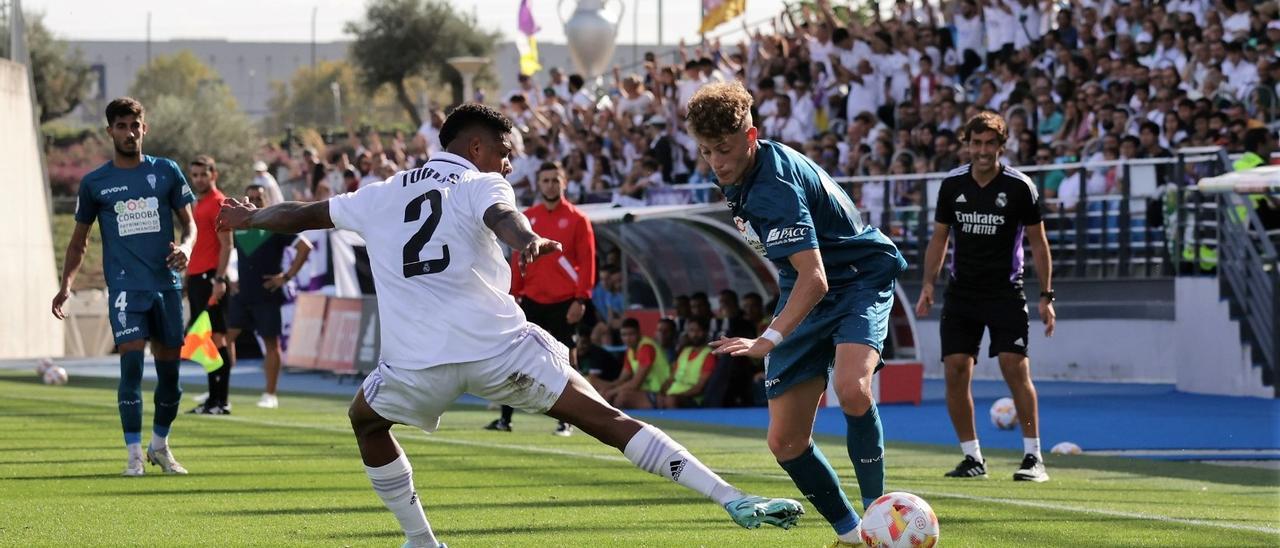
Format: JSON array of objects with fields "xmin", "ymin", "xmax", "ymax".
[
  {"xmin": 118, "ymin": 350, "xmax": 144, "ymax": 446},
  {"xmin": 153, "ymin": 358, "xmax": 182, "ymax": 433},
  {"xmin": 845, "ymin": 403, "xmax": 886, "ymax": 510},
  {"xmin": 778, "ymin": 442, "xmax": 859, "ymax": 535}
]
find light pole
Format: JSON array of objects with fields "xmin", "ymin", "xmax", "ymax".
[
  {"xmin": 311, "ymin": 6, "xmax": 318, "ymax": 70},
  {"xmin": 329, "ymin": 81, "xmax": 342, "ymax": 127}
]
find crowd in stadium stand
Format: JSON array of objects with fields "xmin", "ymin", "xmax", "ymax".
[
  {"xmin": 473, "ymin": 0, "xmax": 1279, "ymax": 211},
  {"xmin": 258, "ymin": 0, "xmax": 1279, "ymax": 214},
  {"xmin": 244, "ymin": 0, "xmax": 1280, "ymax": 407}
]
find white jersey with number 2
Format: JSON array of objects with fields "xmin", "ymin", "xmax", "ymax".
[{"xmin": 328, "ymin": 152, "xmax": 526, "ymax": 370}]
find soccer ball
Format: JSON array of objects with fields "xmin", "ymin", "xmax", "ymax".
[
  {"xmin": 42, "ymin": 365, "xmax": 68, "ymax": 386},
  {"xmin": 35, "ymin": 357, "xmax": 54, "ymax": 376},
  {"xmin": 860, "ymin": 492, "xmax": 939, "ymax": 548},
  {"xmin": 989, "ymin": 397, "xmax": 1018, "ymax": 430},
  {"xmin": 1051, "ymin": 441, "xmax": 1083, "ymax": 455}
]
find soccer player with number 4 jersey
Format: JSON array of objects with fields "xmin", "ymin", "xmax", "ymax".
[
  {"xmin": 687, "ymin": 82, "xmax": 908, "ymax": 548},
  {"xmin": 217, "ymin": 103, "xmax": 803, "ymax": 548},
  {"xmin": 51, "ymin": 97, "xmax": 197, "ymax": 477}
]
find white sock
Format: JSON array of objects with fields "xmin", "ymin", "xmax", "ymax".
[
  {"xmin": 961, "ymin": 440, "xmax": 984, "ymax": 462},
  {"xmin": 1023, "ymin": 438, "xmax": 1042, "ymax": 460},
  {"xmin": 150, "ymin": 434, "xmax": 168, "ymax": 451},
  {"xmin": 837, "ymin": 526, "xmax": 862, "ymax": 544},
  {"xmin": 365, "ymin": 454, "xmax": 438, "ymax": 547},
  {"xmin": 127, "ymin": 443, "xmax": 143, "ymax": 461},
  {"xmin": 623, "ymin": 424, "xmax": 744, "ymax": 506}
]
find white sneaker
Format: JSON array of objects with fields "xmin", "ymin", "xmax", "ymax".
[
  {"xmin": 122, "ymin": 456, "xmax": 145, "ymax": 477},
  {"xmin": 193, "ymin": 392, "xmax": 209, "ymax": 405},
  {"xmin": 146, "ymin": 445, "xmax": 189, "ymax": 475},
  {"xmin": 257, "ymin": 393, "xmax": 278, "ymax": 409}
]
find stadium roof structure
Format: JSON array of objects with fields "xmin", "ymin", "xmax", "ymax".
[{"xmin": 1198, "ymin": 165, "xmax": 1280, "ymax": 194}]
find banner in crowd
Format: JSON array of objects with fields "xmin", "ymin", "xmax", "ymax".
[{"xmin": 700, "ymin": 0, "xmax": 745, "ymax": 34}]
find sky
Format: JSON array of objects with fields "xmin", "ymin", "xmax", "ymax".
[{"xmin": 24, "ymin": 0, "xmax": 792, "ymax": 46}]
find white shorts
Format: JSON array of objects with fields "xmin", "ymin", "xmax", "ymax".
[{"xmin": 360, "ymin": 323, "xmax": 573, "ymax": 433}]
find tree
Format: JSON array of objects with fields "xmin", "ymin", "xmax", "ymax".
[
  {"xmin": 0, "ymin": 12, "xmax": 94, "ymax": 123},
  {"xmin": 263, "ymin": 60, "xmax": 434, "ymax": 135},
  {"xmin": 345, "ymin": 0, "xmax": 500, "ymax": 128},
  {"xmin": 127, "ymin": 51, "xmax": 220, "ymax": 107},
  {"xmin": 126, "ymin": 53, "xmax": 257, "ymax": 196}
]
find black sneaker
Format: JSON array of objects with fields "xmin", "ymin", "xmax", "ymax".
[
  {"xmin": 484, "ymin": 419, "xmax": 512, "ymax": 432},
  {"xmin": 208, "ymin": 405, "xmax": 231, "ymax": 416},
  {"xmin": 944, "ymin": 455, "xmax": 988, "ymax": 478},
  {"xmin": 188, "ymin": 404, "xmax": 213, "ymax": 415},
  {"xmin": 1013, "ymin": 454, "xmax": 1050, "ymax": 482},
  {"xmin": 552, "ymin": 422, "xmax": 573, "ymax": 437}
]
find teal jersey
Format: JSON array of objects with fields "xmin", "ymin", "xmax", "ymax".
[
  {"xmin": 74, "ymin": 155, "xmax": 195, "ymax": 291},
  {"xmin": 725, "ymin": 140, "xmax": 899, "ymax": 290}
]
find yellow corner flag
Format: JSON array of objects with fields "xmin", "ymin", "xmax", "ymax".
[
  {"xmin": 181, "ymin": 311, "xmax": 224, "ymax": 373},
  {"xmin": 700, "ymin": 0, "xmax": 746, "ymax": 34}
]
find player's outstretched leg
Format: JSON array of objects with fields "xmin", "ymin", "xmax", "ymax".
[
  {"xmin": 834, "ymin": 343, "xmax": 886, "ymax": 510},
  {"xmin": 768, "ymin": 376, "xmax": 863, "ymax": 545},
  {"xmin": 349, "ymin": 389, "xmax": 443, "ymax": 548},
  {"xmin": 147, "ymin": 351, "xmax": 187, "ymax": 474},
  {"xmin": 546, "ymin": 374, "xmax": 804, "ymax": 530},
  {"xmin": 117, "ymin": 345, "xmax": 146, "ymax": 477}
]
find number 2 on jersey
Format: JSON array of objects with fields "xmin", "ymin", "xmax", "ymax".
[{"xmin": 402, "ymin": 189, "xmax": 450, "ymax": 278}]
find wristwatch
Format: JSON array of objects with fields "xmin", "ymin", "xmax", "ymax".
[{"xmin": 1040, "ymin": 290, "xmax": 1055, "ymax": 302}]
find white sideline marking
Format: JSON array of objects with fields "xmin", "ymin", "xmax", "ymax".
[{"xmin": 10, "ymin": 394, "xmax": 1279, "ymax": 536}]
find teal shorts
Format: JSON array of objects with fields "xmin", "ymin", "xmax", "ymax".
[
  {"xmin": 764, "ymin": 251, "xmax": 906, "ymax": 399},
  {"xmin": 107, "ymin": 288, "xmax": 186, "ymax": 348}
]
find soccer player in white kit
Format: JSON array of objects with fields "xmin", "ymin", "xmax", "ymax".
[{"xmin": 217, "ymin": 104, "xmax": 803, "ymax": 548}]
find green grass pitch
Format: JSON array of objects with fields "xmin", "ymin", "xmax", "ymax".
[{"xmin": 1, "ymin": 371, "xmax": 1277, "ymax": 547}]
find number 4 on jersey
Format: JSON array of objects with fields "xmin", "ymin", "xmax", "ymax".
[{"xmin": 402, "ymin": 189, "xmax": 450, "ymax": 278}]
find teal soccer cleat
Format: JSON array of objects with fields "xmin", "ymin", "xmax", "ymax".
[{"xmin": 724, "ymin": 495, "xmax": 805, "ymax": 530}]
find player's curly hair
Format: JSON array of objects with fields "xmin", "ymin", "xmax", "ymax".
[
  {"xmin": 963, "ymin": 111, "xmax": 1008, "ymax": 143},
  {"xmin": 686, "ymin": 81, "xmax": 753, "ymax": 139},
  {"xmin": 439, "ymin": 103, "xmax": 514, "ymax": 149}
]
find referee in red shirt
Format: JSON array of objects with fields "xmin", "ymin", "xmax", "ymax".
[
  {"xmin": 185, "ymin": 155, "xmax": 234, "ymax": 414},
  {"xmin": 485, "ymin": 160, "xmax": 596, "ymax": 436}
]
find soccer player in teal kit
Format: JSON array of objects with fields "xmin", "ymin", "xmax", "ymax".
[
  {"xmin": 688, "ymin": 82, "xmax": 907, "ymax": 547},
  {"xmin": 51, "ymin": 97, "xmax": 197, "ymax": 476}
]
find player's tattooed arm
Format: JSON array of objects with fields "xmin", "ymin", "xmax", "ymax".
[
  {"xmin": 483, "ymin": 203, "xmax": 561, "ymax": 266},
  {"xmin": 219, "ymin": 199, "xmax": 335, "ymax": 234}
]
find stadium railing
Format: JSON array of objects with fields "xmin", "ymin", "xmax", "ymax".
[{"xmin": 1209, "ymin": 184, "xmax": 1280, "ymax": 393}]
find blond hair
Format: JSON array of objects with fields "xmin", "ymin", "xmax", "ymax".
[{"xmin": 686, "ymin": 82, "xmax": 754, "ymax": 139}]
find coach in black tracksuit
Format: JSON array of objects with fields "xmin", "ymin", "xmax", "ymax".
[{"xmin": 915, "ymin": 112, "xmax": 1056, "ymax": 483}]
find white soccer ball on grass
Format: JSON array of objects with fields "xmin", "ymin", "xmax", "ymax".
[
  {"xmin": 989, "ymin": 397, "xmax": 1018, "ymax": 430},
  {"xmin": 860, "ymin": 491, "xmax": 939, "ymax": 548},
  {"xmin": 1051, "ymin": 441, "xmax": 1083, "ymax": 455},
  {"xmin": 42, "ymin": 365, "xmax": 68, "ymax": 386}
]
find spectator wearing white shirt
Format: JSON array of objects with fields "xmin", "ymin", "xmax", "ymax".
[
  {"xmin": 251, "ymin": 161, "xmax": 285, "ymax": 206},
  {"xmin": 983, "ymin": 0, "xmax": 1017, "ymax": 67},
  {"xmin": 952, "ymin": 0, "xmax": 986, "ymax": 80},
  {"xmin": 1221, "ymin": 0, "xmax": 1253, "ymax": 43},
  {"xmin": 412, "ymin": 108, "xmax": 444, "ymax": 158},
  {"xmin": 844, "ymin": 60, "xmax": 882, "ymax": 126},
  {"xmin": 548, "ymin": 67, "xmax": 571, "ymax": 100},
  {"xmin": 509, "ymin": 74, "xmax": 541, "ymax": 110},
  {"xmin": 1010, "ymin": 0, "xmax": 1042, "ymax": 51},
  {"xmin": 788, "ymin": 78, "xmax": 818, "ymax": 139},
  {"xmin": 567, "ymin": 74, "xmax": 595, "ymax": 114},
  {"xmin": 763, "ymin": 95, "xmax": 808, "ymax": 145},
  {"xmin": 1221, "ymin": 41, "xmax": 1259, "ymax": 101}
]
